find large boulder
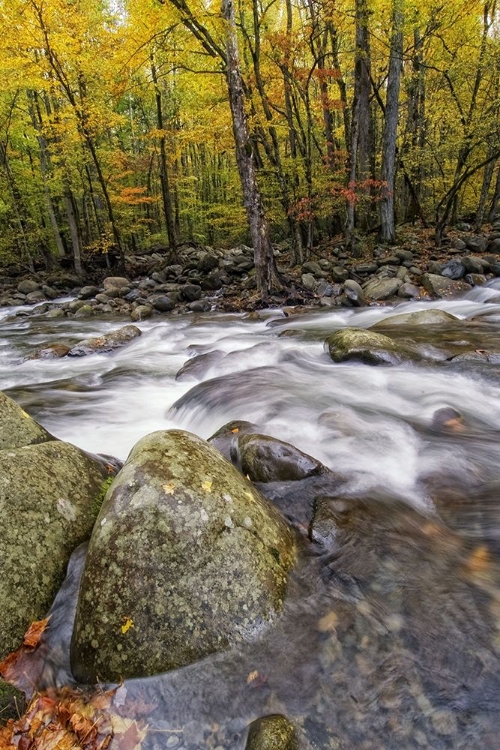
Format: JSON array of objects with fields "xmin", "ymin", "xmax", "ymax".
[
  {"xmin": 326, "ymin": 328, "xmax": 418, "ymax": 366},
  {"xmin": 102, "ymin": 277, "xmax": 129, "ymax": 289},
  {"xmin": 67, "ymin": 325, "xmax": 142, "ymax": 357},
  {"xmin": 0, "ymin": 439, "xmax": 112, "ymax": 660},
  {"xmin": 71, "ymin": 430, "xmax": 296, "ymax": 683},
  {"xmin": 371, "ymin": 309, "xmax": 459, "ymax": 329},
  {"xmin": 0, "ymin": 391, "xmax": 53, "ymax": 450}
]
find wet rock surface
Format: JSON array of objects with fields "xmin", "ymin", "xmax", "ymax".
[
  {"xmin": 326, "ymin": 327, "xmax": 419, "ymax": 365},
  {"xmin": 71, "ymin": 430, "xmax": 296, "ymax": 683}
]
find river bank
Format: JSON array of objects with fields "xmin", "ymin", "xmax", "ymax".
[{"xmin": 1, "ymin": 224, "xmax": 500, "ymax": 321}]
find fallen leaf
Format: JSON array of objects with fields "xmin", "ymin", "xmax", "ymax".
[
  {"xmin": 246, "ymin": 670, "xmax": 267, "ymax": 688},
  {"xmin": 201, "ymin": 480, "xmax": 213, "ymax": 493},
  {"xmin": 23, "ymin": 618, "xmax": 50, "ymax": 650},
  {"xmin": 121, "ymin": 618, "xmax": 134, "ymax": 635},
  {"xmin": 230, "ymin": 428, "xmax": 240, "ymax": 433},
  {"xmin": 162, "ymin": 483, "xmax": 175, "ymax": 495}
]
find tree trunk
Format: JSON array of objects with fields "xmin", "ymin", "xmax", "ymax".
[
  {"xmin": 379, "ymin": 0, "xmax": 404, "ymax": 244},
  {"xmin": 222, "ymin": 0, "xmax": 276, "ymax": 298},
  {"xmin": 346, "ymin": 0, "xmax": 373, "ymax": 239},
  {"xmin": 488, "ymin": 163, "xmax": 500, "ymax": 222},
  {"xmin": 475, "ymin": 154, "xmax": 496, "ymax": 230},
  {"xmin": 151, "ymin": 59, "xmax": 178, "ymax": 254}
]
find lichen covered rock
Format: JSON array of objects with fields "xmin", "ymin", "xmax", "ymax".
[
  {"xmin": 0, "ymin": 391, "xmax": 53, "ymax": 450},
  {"xmin": 326, "ymin": 328, "xmax": 418, "ymax": 366},
  {"xmin": 0, "ymin": 441, "xmax": 112, "ymax": 660},
  {"xmin": 71, "ymin": 429, "xmax": 296, "ymax": 683}
]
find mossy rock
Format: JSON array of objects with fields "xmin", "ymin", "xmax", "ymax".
[
  {"xmin": 245, "ymin": 715, "xmax": 299, "ymax": 750},
  {"xmin": 0, "ymin": 679, "xmax": 25, "ymax": 726},
  {"xmin": 71, "ymin": 430, "xmax": 296, "ymax": 683},
  {"xmin": 326, "ymin": 328, "xmax": 418, "ymax": 366},
  {"xmin": 0, "ymin": 441, "xmax": 112, "ymax": 660},
  {"xmin": 0, "ymin": 391, "xmax": 53, "ymax": 450}
]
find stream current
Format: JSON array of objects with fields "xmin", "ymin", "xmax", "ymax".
[{"xmin": 3, "ymin": 283, "xmax": 500, "ymax": 748}]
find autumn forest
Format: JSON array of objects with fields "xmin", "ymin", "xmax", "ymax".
[{"xmin": 0, "ymin": 0, "xmax": 499, "ymax": 295}]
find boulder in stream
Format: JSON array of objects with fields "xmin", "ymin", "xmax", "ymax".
[
  {"xmin": 421, "ymin": 273, "xmax": 471, "ymax": 298},
  {"xmin": 71, "ymin": 429, "xmax": 296, "ymax": 682},
  {"xmin": 67, "ymin": 324, "xmax": 142, "ymax": 357},
  {"xmin": 237, "ymin": 433, "xmax": 325, "ymax": 483},
  {"xmin": 371, "ymin": 308, "xmax": 459, "ymax": 329},
  {"xmin": 326, "ymin": 328, "xmax": 418, "ymax": 366},
  {"xmin": 0, "ymin": 392, "xmax": 114, "ymax": 661}
]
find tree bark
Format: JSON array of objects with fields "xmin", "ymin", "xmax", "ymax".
[
  {"xmin": 222, "ymin": 0, "xmax": 276, "ymax": 298},
  {"xmin": 379, "ymin": 0, "xmax": 404, "ymax": 243},
  {"xmin": 151, "ymin": 58, "xmax": 178, "ymax": 254}
]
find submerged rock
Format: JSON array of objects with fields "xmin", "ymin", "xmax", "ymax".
[
  {"xmin": 0, "ymin": 440, "xmax": 112, "ymax": 660},
  {"xmin": 67, "ymin": 325, "xmax": 142, "ymax": 357},
  {"xmin": 175, "ymin": 350, "xmax": 224, "ymax": 381},
  {"xmin": 326, "ymin": 328, "xmax": 418, "ymax": 366},
  {"xmin": 0, "ymin": 391, "xmax": 53, "ymax": 450},
  {"xmin": 245, "ymin": 715, "xmax": 299, "ymax": 750},
  {"xmin": 71, "ymin": 430, "xmax": 296, "ymax": 682},
  {"xmin": 26, "ymin": 343, "xmax": 71, "ymax": 360}
]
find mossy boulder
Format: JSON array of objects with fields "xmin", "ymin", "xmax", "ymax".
[
  {"xmin": 0, "ymin": 679, "xmax": 25, "ymax": 726},
  {"xmin": 326, "ymin": 328, "xmax": 418, "ymax": 366},
  {"xmin": 71, "ymin": 430, "xmax": 296, "ymax": 683},
  {"xmin": 0, "ymin": 441, "xmax": 112, "ymax": 661},
  {"xmin": 371, "ymin": 309, "xmax": 459, "ymax": 329},
  {"xmin": 0, "ymin": 391, "xmax": 53, "ymax": 450},
  {"xmin": 245, "ymin": 715, "xmax": 299, "ymax": 750}
]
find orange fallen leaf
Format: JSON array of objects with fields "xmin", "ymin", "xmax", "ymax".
[
  {"xmin": 230, "ymin": 428, "xmax": 240, "ymax": 433},
  {"xmin": 318, "ymin": 611, "xmax": 338, "ymax": 632},
  {"xmin": 23, "ymin": 618, "xmax": 50, "ymax": 650}
]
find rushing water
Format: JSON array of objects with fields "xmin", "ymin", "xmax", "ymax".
[{"xmin": 4, "ymin": 283, "xmax": 500, "ymax": 748}]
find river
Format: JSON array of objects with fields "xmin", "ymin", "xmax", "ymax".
[{"xmin": 3, "ymin": 283, "xmax": 500, "ymax": 748}]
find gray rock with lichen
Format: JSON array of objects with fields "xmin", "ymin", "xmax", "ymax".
[
  {"xmin": 326, "ymin": 328, "xmax": 419, "ymax": 366},
  {"xmin": 0, "ymin": 391, "xmax": 53, "ymax": 449},
  {"xmin": 71, "ymin": 429, "xmax": 296, "ymax": 683},
  {"xmin": 0, "ymin": 440, "xmax": 112, "ymax": 661}
]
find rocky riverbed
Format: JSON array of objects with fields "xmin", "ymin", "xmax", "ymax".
[
  {"xmin": 1, "ymin": 222, "xmax": 500, "ymax": 322},
  {"xmin": 3, "ymin": 282, "xmax": 500, "ymax": 748}
]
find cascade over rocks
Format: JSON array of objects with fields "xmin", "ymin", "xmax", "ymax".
[
  {"xmin": 0, "ymin": 391, "xmax": 114, "ymax": 661},
  {"xmin": 326, "ymin": 328, "xmax": 419, "ymax": 366},
  {"xmin": 71, "ymin": 429, "xmax": 296, "ymax": 683}
]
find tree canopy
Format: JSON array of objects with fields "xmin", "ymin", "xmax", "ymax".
[{"xmin": 0, "ymin": 0, "xmax": 498, "ymax": 290}]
